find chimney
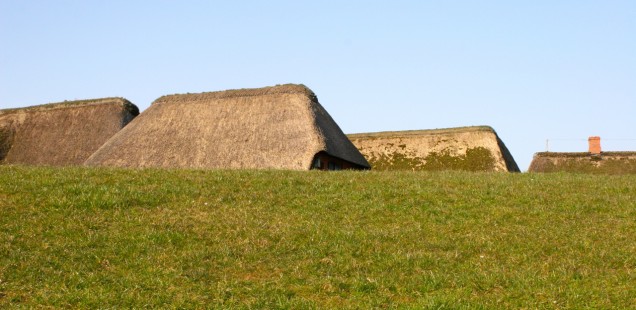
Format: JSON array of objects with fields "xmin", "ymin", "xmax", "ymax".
[{"xmin": 588, "ymin": 136, "xmax": 601, "ymax": 155}]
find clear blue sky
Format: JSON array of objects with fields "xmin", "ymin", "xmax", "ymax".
[{"xmin": 1, "ymin": 1, "xmax": 635, "ymax": 170}]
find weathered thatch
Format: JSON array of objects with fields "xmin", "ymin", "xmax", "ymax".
[
  {"xmin": 347, "ymin": 126, "xmax": 520, "ymax": 172},
  {"xmin": 528, "ymin": 152, "xmax": 636, "ymax": 174},
  {"xmin": 0, "ymin": 98, "xmax": 139, "ymax": 166},
  {"xmin": 86, "ymin": 84, "xmax": 370, "ymax": 170}
]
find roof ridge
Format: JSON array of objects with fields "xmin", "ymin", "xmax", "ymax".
[
  {"xmin": 153, "ymin": 84, "xmax": 316, "ymax": 105},
  {"xmin": 347, "ymin": 126, "xmax": 496, "ymax": 138},
  {"xmin": 0, "ymin": 97, "xmax": 134, "ymax": 114}
]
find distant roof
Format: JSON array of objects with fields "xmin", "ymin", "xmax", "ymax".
[{"xmin": 528, "ymin": 151, "xmax": 636, "ymax": 174}]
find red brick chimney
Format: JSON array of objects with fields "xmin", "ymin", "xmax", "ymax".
[{"xmin": 588, "ymin": 136, "xmax": 601, "ymax": 154}]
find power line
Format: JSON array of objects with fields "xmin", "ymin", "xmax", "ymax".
[
  {"xmin": 544, "ymin": 138, "xmax": 636, "ymax": 152},
  {"xmin": 545, "ymin": 138, "xmax": 636, "ymax": 141}
]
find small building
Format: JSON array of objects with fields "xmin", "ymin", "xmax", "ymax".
[
  {"xmin": 347, "ymin": 126, "xmax": 519, "ymax": 172},
  {"xmin": 0, "ymin": 98, "xmax": 139, "ymax": 166},
  {"xmin": 528, "ymin": 137, "xmax": 636, "ymax": 174},
  {"xmin": 85, "ymin": 84, "xmax": 370, "ymax": 170}
]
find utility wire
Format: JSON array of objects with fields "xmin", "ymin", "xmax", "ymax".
[{"xmin": 544, "ymin": 138, "xmax": 636, "ymax": 152}]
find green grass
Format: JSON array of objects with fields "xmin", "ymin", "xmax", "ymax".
[{"xmin": 1, "ymin": 166, "xmax": 635, "ymax": 308}]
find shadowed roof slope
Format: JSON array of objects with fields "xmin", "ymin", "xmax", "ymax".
[
  {"xmin": 348, "ymin": 126, "xmax": 519, "ymax": 172},
  {"xmin": 0, "ymin": 97, "xmax": 139, "ymax": 166},
  {"xmin": 85, "ymin": 84, "xmax": 370, "ymax": 170}
]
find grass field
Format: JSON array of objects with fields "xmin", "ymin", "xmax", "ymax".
[{"xmin": 1, "ymin": 166, "xmax": 635, "ymax": 308}]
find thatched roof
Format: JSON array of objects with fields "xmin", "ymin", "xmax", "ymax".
[
  {"xmin": 347, "ymin": 126, "xmax": 520, "ymax": 172},
  {"xmin": 86, "ymin": 84, "xmax": 370, "ymax": 170},
  {"xmin": 528, "ymin": 151, "xmax": 636, "ymax": 174},
  {"xmin": 0, "ymin": 98, "xmax": 139, "ymax": 166}
]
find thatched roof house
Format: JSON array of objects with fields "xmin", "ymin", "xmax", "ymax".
[
  {"xmin": 86, "ymin": 84, "xmax": 370, "ymax": 170},
  {"xmin": 347, "ymin": 126, "xmax": 519, "ymax": 172},
  {"xmin": 0, "ymin": 98, "xmax": 139, "ymax": 166},
  {"xmin": 528, "ymin": 139, "xmax": 636, "ymax": 174},
  {"xmin": 528, "ymin": 152, "xmax": 636, "ymax": 174}
]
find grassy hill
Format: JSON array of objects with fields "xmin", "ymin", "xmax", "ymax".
[{"xmin": 1, "ymin": 166, "xmax": 635, "ymax": 308}]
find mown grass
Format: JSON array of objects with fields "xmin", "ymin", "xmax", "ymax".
[{"xmin": 1, "ymin": 166, "xmax": 635, "ymax": 308}]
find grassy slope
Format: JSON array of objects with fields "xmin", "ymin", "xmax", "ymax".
[{"xmin": 1, "ymin": 166, "xmax": 635, "ymax": 308}]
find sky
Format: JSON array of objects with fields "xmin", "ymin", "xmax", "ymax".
[{"xmin": 1, "ymin": 1, "xmax": 634, "ymax": 170}]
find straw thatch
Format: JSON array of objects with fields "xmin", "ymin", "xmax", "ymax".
[
  {"xmin": 528, "ymin": 152, "xmax": 636, "ymax": 174},
  {"xmin": 86, "ymin": 84, "xmax": 370, "ymax": 170},
  {"xmin": 0, "ymin": 98, "xmax": 139, "ymax": 166},
  {"xmin": 347, "ymin": 126, "xmax": 519, "ymax": 172}
]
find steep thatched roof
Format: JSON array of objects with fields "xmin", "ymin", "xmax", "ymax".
[
  {"xmin": 0, "ymin": 98, "xmax": 139, "ymax": 166},
  {"xmin": 86, "ymin": 84, "xmax": 370, "ymax": 170},
  {"xmin": 347, "ymin": 126, "xmax": 519, "ymax": 172},
  {"xmin": 528, "ymin": 152, "xmax": 636, "ymax": 174}
]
